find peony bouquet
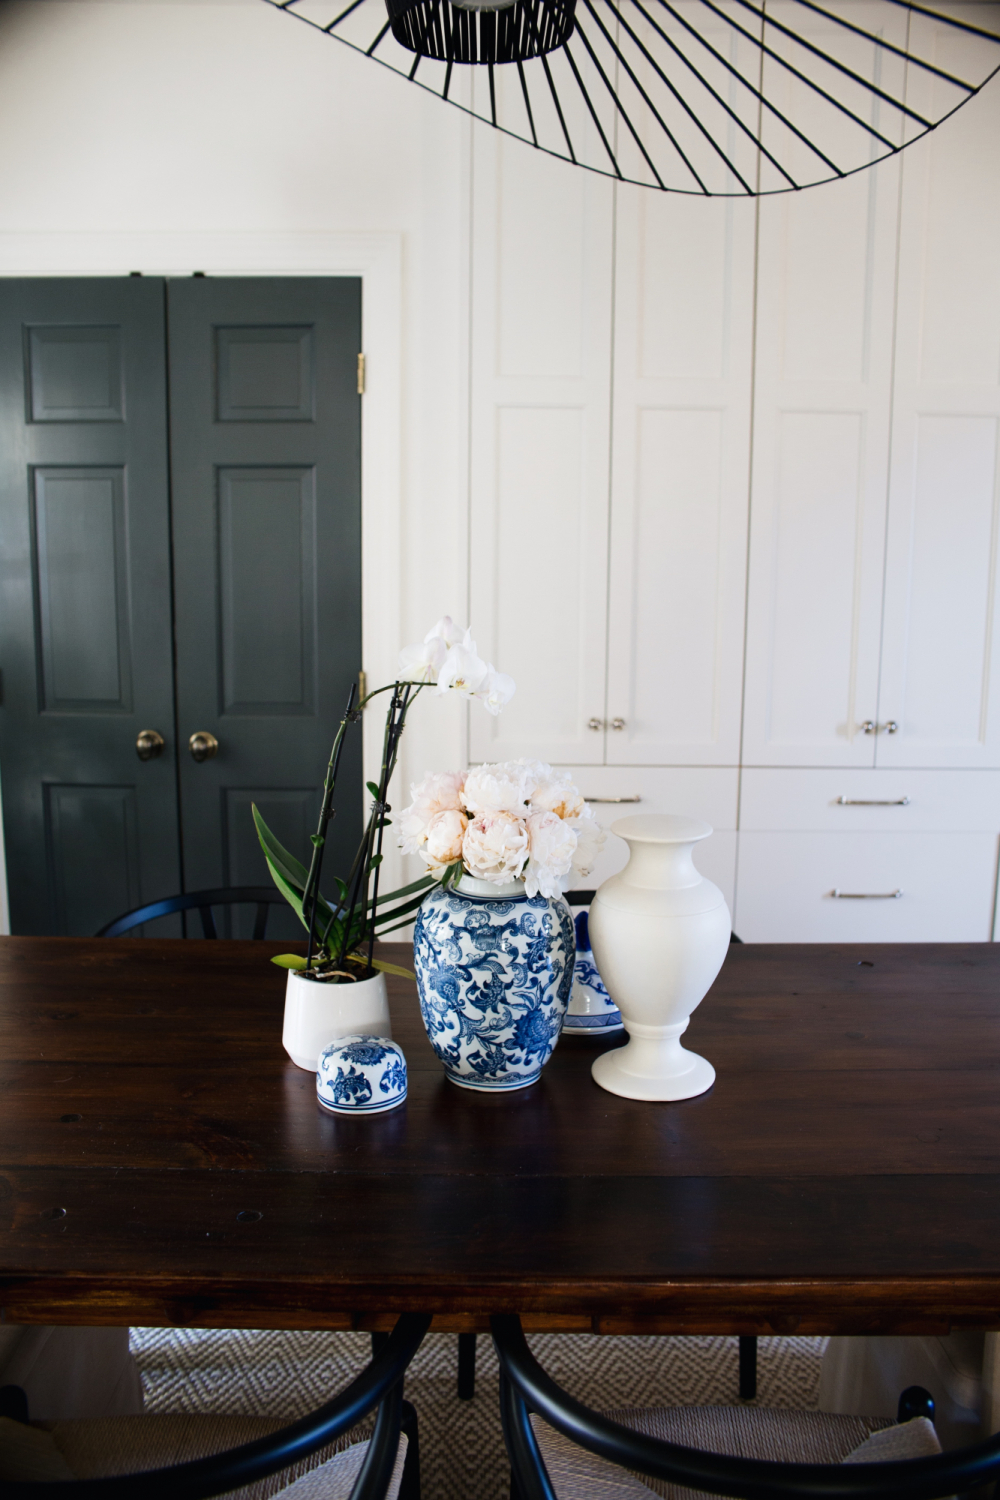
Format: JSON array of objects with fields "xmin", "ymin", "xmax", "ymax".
[{"xmin": 399, "ymin": 760, "xmax": 605, "ymax": 899}]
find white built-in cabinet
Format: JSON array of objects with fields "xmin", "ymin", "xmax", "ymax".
[{"xmin": 468, "ymin": 12, "xmax": 1000, "ymax": 943}]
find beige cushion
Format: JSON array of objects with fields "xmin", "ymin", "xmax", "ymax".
[
  {"xmin": 25, "ymin": 1413, "xmax": 406, "ymax": 1500},
  {"xmin": 532, "ymin": 1405, "xmax": 940, "ymax": 1500},
  {"xmin": 0, "ymin": 1326, "xmax": 143, "ymax": 1421},
  {"xmin": 0, "ymin": 1416, "xmax": 76, "ymax": 1481}
]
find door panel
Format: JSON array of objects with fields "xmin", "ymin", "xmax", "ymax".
[
  {"xmin": 742, "ymin": 7, "xmax": 906, "ymax": 768},
  {"xmin": 468, "ymin": 93, "xmax": 614, "ymax": 767},
  {"xmin": 0, "ymin": 279, "xmax": 181, "ymax": 935},
  {"xmin": 607, "ymin": 177, "xmax": 756, "ymax": 766},
  {"xmin": 877, "ymin": 41, "xmax": 1000, "ymax": 769},
  {"xmin": 166, "ymin": 278, "xmax": 362, "ymax": 907}
]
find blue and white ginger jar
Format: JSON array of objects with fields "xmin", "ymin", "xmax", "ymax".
[
  {"xmin": 563, "ymin": 909, "xmax": 623, "ymax": 1033},
  {"xmin": 316, "ymin": 1034, "xmax": 407, "ymax": 1115},
  {"xmin": 413, "ymin": 876, "xmax": 575, "ymax": 1091}
]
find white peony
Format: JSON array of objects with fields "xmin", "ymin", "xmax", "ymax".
[
  {"xmin": 397, "ymin": 770, "xmax": 467, "ymax": 855},
  {"xmin": 462, "ymin": 762, "xmax": 533, "ymax": 817},
  {"xmin": 462, "ymin": 811, "xmax": 530, "ymax": 884},
  {"xmin": 523, "ymin": 810, "xmax": 578, "ymax": 899},
  {"xmin": 476, "ymin": 666, "xmax": 516, "ymax": 716},
  {"xmin": 567, "ymin": 806, "xmax": 605, "ymax": 879},
  {"xmin": 421, "ymin": 808, "xmax": 469, "ymax": 873},
  {"xmin": 529, "ymin": 767, "xmax": 585, "ymax": 821}
]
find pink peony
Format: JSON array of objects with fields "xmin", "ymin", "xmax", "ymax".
[
  {"xmin": 421, "ymin": 809, "xmax": 469, "ymax": 873},
  {"xmin": 462, "ymin": 811, "xmax": 530, "ymax": 884},
  {"xmin": 398, "ymin": 770, "xmax": 467, "ymax": 856}
]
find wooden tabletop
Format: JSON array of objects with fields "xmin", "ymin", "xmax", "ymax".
[{"xmin": 2, "ymin": 936, "xmax": 1000, "ymax": 1336}]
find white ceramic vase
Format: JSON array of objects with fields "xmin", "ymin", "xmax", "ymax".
[
  {"xmin": 588, "ymin": 813, "xmax": 731, "ymax": 1101},
  {"xmin": 282, "ymin": 969, "xmax": 391, "ymax": 1072}
]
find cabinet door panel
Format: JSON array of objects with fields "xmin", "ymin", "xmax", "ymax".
[
  {"xmin": 734, "ymin": 831, "xmax": 997, "ymax": 942},
  {"xmin": 743, "ymin": 9, "xmax": 906, "ymax": 767},
  {"xmin": 877, "ymin": 32, "xmax": 1000, "ymax": 769},
  {"xmin": 607, "ymin": 192, "xmax": 756, "ymax": 766},
  {"xmin": 469, "ymin": 85, "xmax": 613, "ymax": 767}
]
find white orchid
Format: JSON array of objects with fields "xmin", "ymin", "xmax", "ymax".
[
  {"xmin": 476, "ymin": 666, "xmax": 516, "ymax": 716},
  {"xmin": 398, "ymin": 615, "xmax": 462, "ymax": 683},
  {"xmin": 435, "ymin": 630, "xmax": 490, "ymax": 700}
]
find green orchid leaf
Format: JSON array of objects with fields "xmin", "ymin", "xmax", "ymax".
[
  {"xmin": 366, "ymin": 781, "xmax": 381, "ymax": 798},
  {"xmin": 270, "ymin": 953, "xmax": 307, "ymax": 970},
  {"xmin": 366, "ymin": 956, "xmax": 416, "ymax": 981},
  {"xmin": 253, "ymin": 805, "xmax": 310, "ymax": 892}
]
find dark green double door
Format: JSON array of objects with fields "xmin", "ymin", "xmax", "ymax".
[{"xmin": 0, "ymin": 278, "xmax": 362, "ymax": 936}]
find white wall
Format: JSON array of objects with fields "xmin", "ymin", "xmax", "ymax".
[{"xmin": 0, "ymin": 0, "xmax": 492, "ymax": 916}]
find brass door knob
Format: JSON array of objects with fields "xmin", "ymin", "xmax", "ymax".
[
  {"xmin": 189, "ymin": 731, "xmax": 219, "ymax": 763},
  {"xmin": 136, "ymin": 729, "xmax": 165, "ymax": 762}
]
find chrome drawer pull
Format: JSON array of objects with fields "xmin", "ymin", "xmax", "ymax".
[
  {"xmin": 830, "ymin": 888, "xmax": 903, "ymax": 900},
  {"xmin": 835, "ymin": 796, "xmax": 910, "ymax": 807},
  {"xmin": 585, "ymin": 795, "xmax": 642, "ymax": 804}
]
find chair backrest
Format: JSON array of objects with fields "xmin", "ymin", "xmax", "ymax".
[
  {"xmin": 1, "ymin": 1314, "xmax": 428, "ymax": 1500},
  {"xmin": 96, "ymin": 887, "xmax": 287, "ymax": 940},
  {"xmin": 492, "ymin": 1314, "xmax": 1000, "ymax": 1500}
]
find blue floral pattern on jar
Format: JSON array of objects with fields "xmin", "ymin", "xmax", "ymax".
[
  {"xmin": 316, "ymin": 1033, "xmax": 407, "ymax": 1114},
  {"xmin": 413, "ymin": 882, "xmax": 575, "ymax": 1090},
  {"xmin": 564, "ymin": 909, "xmax": 623, "ymax": 1033}
]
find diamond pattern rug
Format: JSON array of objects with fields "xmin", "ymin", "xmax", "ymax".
[{"xmin": 132, "ymin": 1327, "xmax": 827, "ymax": 1500}]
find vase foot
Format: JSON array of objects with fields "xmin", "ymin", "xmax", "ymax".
[
  {"xmin": 445, "ymin": 1070, "xmax": 541, "ymax": 1092},
  {"xmin": 591, "ymin": 1042, "xmax": 715, "ymax": 1101}
]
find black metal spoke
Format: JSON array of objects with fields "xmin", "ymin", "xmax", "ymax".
[
  {"xmin": 628, "ymin": 0, "xmax": 799, "ymax": 189},
  {"xmin": 571, "ymin": 16, "xmax": 667, "ymax": 187},
  {"xmin": 260, "ymin": 0, "xmax": 1000, "ymax": 195}
]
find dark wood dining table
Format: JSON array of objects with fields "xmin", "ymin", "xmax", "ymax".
[{"xmin": 2, "ymin": 936, "xmax": 1000, "ymax": 1338}]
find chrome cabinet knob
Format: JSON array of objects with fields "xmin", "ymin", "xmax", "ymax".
[
  {"xmin": 189, "ymin": 731, "xmax": 219, "ymax": 763},
  {"xmin": 611, "ymin": 718, "xmax": 626, "ymax": 731},
  {"xmin": 587, "ymin": 717, "xmax": 604, "ymax": 731},
  {"xmin": 882, "ymin": 720, "xmax": 899, "ymax": 734},
  {"xmin": 136, "ymin": 729, "xmax": 165, "ymax": 762},
  {"xmin": 860, "ymin": 720, "xmax": 876, "ymax": 734}
]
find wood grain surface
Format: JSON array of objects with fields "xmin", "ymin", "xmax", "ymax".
[{"xmin": 2, "ymin": 937, "xmax": 1000, "ymax": 1334}]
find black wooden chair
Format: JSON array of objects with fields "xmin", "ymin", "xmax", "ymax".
[
  {"xmin": 96, "ymin": 887, "xmax": 287, "ymax": 940},
  {"xmin": 0, "ymin": 1313, "xmax": 428, "ymax": 1499},
  {"xmin": 492, "ymin": 1313, "xmax": 997, "ymax": 1500}
]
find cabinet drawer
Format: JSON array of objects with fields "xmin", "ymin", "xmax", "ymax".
[
  {"xmin": 734, "ymin": 831, "xmax": 998, "ymax": 942},
  {"xmin": 739, "ymin": 769, "xmax": 1000, "ymax": 832},
  {"xmin": 556, "ymin": 766, "xmax": 737, "ymax": 912}
]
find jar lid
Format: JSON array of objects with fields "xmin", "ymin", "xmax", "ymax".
[{"xmin": 316, "ymin": 1034, "xmax": 407, "ymax": 1115}]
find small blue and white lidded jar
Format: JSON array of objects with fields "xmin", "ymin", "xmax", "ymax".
[
  {"xmin": 316, "ymin": 1034, "xmax": 407, "ymax": 1115},
  {"xmin": 563, "ymin": 909, "xmax": 623, "ymax": 1034},
  {"xmin": 413, "ymin": 876, "xmax": 575, "ymax": 1091}
]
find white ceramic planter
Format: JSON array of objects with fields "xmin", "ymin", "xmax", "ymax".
[
  {"xmin": 282, "ymin": 969, "xmax": 391, "ymax": 1072},
  {"xmin": 588, "ymin": 813, "xmax": 731, "ymax": 1101}
]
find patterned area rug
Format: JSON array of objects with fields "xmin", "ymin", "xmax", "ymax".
[{"xmin": 132, "ymin": 1327, "xmax": 827, "ymax": 1500}]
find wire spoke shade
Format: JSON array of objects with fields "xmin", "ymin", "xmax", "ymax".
[{"xmin": 264, "ymin": 0, "xmax": 1000, "ymax": 193}]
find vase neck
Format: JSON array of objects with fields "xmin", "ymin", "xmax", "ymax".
[
  {"xmin": 621, "ymin": 838, "xmax": 701, "ymax": 891},
  {"xmin": 456, "ymin": 875, "xmax": 526, "ymax": 899}
]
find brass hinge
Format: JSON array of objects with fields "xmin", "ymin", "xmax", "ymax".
[
  {"xmin": 358, "ymin": 669, "xmax": 367, "ymax": 706},
  {"xmin": 357, "ymin": 353, "xmax": 366, "ymax": 395}
]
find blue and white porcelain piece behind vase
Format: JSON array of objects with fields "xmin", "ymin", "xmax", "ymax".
[
  {"xmin": 413, "ymin": 876, "xmax": 575, "ymax": 1091},
  {"xmin": 316, "ymin": 1034, "xmax": 407, "ymax": 1115},
  {"xmin": 563, "ymin": 909, "xmax": 623, "ymax": 1033}
]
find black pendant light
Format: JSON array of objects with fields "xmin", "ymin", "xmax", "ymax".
[{"xmin": 264, "ymin": 0, "xmax": 1000, "ymax": 194}]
